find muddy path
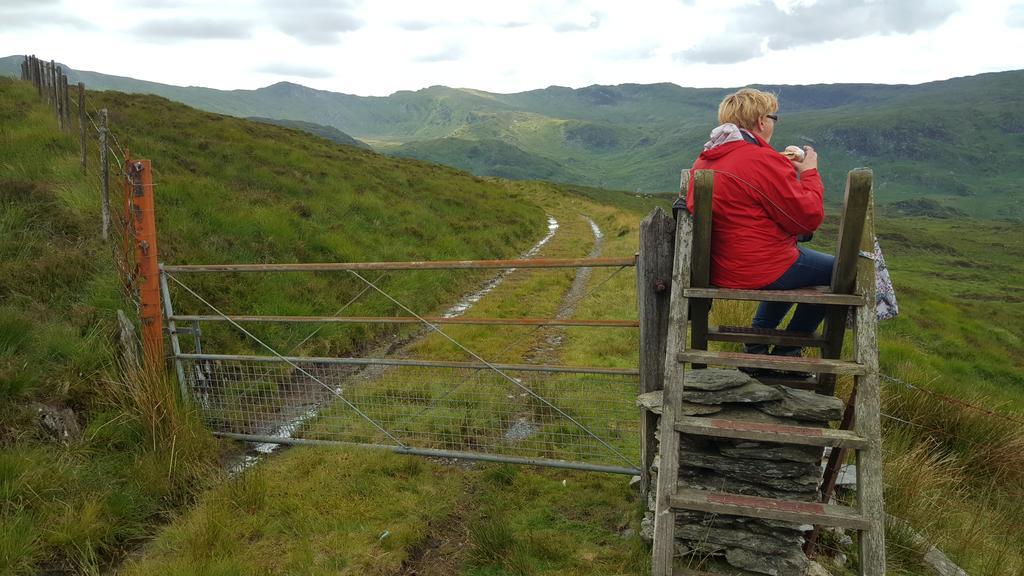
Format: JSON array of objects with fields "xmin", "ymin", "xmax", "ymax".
[{"xmin": 523, "ymin": 215, "xmax": 604, "ymax": 365}]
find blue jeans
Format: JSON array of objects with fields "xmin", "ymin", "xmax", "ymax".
[{"xmin": 746, "ymin": 247, "xmax": 835, "ymax": 357}]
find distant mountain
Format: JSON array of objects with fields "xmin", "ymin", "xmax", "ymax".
[
  {"xmin": 247, "ymin": 117, "xmax": 370, "ymax": 149},
  {"xmin": 4, "ymin": 55, "xmax": 1021, "ymax": 219}
]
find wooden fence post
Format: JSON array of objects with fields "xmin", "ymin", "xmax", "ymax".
[
  {"xmin": 49, "ymin": 60, "xmax": 58, "ymax": 114},
  {"xmin": 100, "ymin": 109, "xmax": 110, "ymax": 241},
  {"xmin": 637, "ymin": 207, "xmax": 676, "ymax": 493},
  {"xmin": 126, "ymin": 159, "xmax": 165, "ymax": 367},
  {"xmin": 78, "ymin": 83, "xmax": 86, "ymax": 173},
  {"xmin": 116, "ymin": 309, "xmax": 141, "ymax": 371},
  {"xmin": 56, "ymin": 67, "xmax": 65, "ymax": 131},
  {"xmin": 33, "ymin": 57, "xmax": 42, "ymax": 97},
  {"xmin": 41, "ymin": 60, "xmax": 48, "ymax": 102},
  {"xmin": 61, "ymin": 73, "xmax": 70, "ymax": 131}
]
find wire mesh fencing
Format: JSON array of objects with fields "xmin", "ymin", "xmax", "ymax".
[{"xmin": 180, "ymin": 354, "xmax": 640, "ymax": 473}]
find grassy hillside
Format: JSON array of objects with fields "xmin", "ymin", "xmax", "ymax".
[
  {"xmin": 0, "ymin": 76, "xmax": 547, "ymax": 574},
  {"xmin": 4, "ymin": 56, "xmax": 1020, "ymax": 217},
  {"xmin": 247, "ymin": 116, "xmax": 370, "ymax": 149}
]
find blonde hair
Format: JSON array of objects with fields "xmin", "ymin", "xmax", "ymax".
[{"xmin": 718, "ymin": 88, "xmax": 778, "ymax": 131}]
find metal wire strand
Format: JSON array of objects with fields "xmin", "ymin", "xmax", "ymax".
[
  {"xmin": 164, "ymin": 270, "xmax": 409, "ymax": 448},
  {"xmin": 345, "ymin": 268, "xmax": 639, "ymax": 470}
]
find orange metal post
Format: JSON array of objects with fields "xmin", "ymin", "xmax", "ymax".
[{"xmin": 126, "ymin": 159, "xmax": 165, "ymax": 366}]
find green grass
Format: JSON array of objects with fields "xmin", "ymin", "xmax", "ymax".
[
  {"xmin": 0, "ymin": 74, "xmax": 549, "ymax": 574},
  {"xmin": 123, "ymin": 447, "xmax": 460, "ymax": 576}
]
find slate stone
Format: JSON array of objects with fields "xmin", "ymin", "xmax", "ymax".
[
  {"xmin": 675, "ymin": 510, "xmax": 809, "ymax": 535},
  {"xmin": 675, "ymin": 521, "xmax": 801, "ymax": 556},
  {"xmin": 726, "ymin": 546, "xmax": 810, "ymax": 576},
  {"xmin": 678, "ymin": 466, "xmax": 821, "ymax": 494},
  {"xmin": 681, "ymin": 449, "xmax": 820, "ymax": 480},
  {"xmin": 756, "ymin": 385, "xmax": 844, "ymax": 422},
  {"xmin": 718, "ymin": 440, "xmax": 824, "ymax": 464},
  {"xmin": 31, "ymin": 402, "xmax": 80, "ymax": 442},
  {"xmin": 682, "ymin": 380, "xmax": 783, "ymax": 405},
  {"xmin": 712, "ymin": 405, "xmax": 805, "ymax": 426},
  {"xmin": 636, "ymin": 391, "xmax": 722, "ymax": 416},
  {"xmin": 681, "ymin": 368, "xmax": 757, "ymax": 391}
]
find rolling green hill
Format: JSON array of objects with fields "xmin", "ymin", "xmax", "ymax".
[
  {"xmin": 246, "ymin": 117, "xmax": 370, "ymax": 149},
  {"xmin": 3, "ymin": 56, "xmax": 1021, "ymax": 217}
]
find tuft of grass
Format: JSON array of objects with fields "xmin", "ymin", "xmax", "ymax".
[{"xmin": 123, "ymin": 447, "xmax": 461, "ymax": 576}]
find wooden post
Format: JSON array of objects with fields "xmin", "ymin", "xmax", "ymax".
[
  {"xmin": 33, "ymin": 57, "xmax": 42, "ymax": 96},
  {"xmin": 100, "ymin": 109, "xmax": 110, "ymax": 241},
  {"xmin": 56, "ymin": 67, "xmax": 65, "ymax": 131},
  {"xmin": 818, "ymin": 170, "xmax": 872, "ymax": 395},
  {"xmin": 20, "ymin": 56, "xmax": 27, "ymax": 81},
  {"xmin": 78, "ymin": 83, "xmax": 86, "ymax": 173},
  {"xmin": 126, "ymin": 159, "xmax": 165, "ymax": 367},
  {"xmin": 116, "ymin": 309, "xmax": 141, "ymax": 371},
  {"xmin": 689, "ymin": 169, "xmax": 714, "ymax": 368},
  {"xmin": 41, "ymin": 60, "xmax": 48, "ymax": 101},
  {"xmin": 61, "ymin": 74, "xmax": 70, "ymax": 131},
  {"xmin": 637, "ymin": 206, "xmax": 675, "ymax": 494},
  {"xmin": 850, "ymin": 169, "xmax": 885, "ymax": 575},
  {"xmin": 50, "ymin": 60, "xmax": 58, "ymax": 114},
  {"xmin": 650, "ymin": 170, "xmax": 709, "ymax": 575}
]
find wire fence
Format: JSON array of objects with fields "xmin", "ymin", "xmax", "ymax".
[
  {"xmin": 20, "ymin": 55, "xmax": 141, "ymax": 317},
  {"xmin": 162, "ymin": 253, "xmax": 644, "ymax": 475},
  {"xmin": 181, "ymin": 355, "xmax": 639, "ymax": 470}
]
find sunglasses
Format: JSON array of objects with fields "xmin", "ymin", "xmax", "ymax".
[{"xmin": 766, "ymin": 114, "xmax": 779, "ymax": 122}]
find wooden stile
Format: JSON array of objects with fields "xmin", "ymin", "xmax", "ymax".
[{"xmin": 647, "ymin": 168, "xmax": 885, "ymax": 575}]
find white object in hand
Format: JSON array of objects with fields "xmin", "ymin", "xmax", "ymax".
[{"xmin": 783, "ymin": 145, "xmax": 805, "ymax": 162}]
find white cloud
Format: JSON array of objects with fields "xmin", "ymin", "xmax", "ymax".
[{"xmin": 0, "ymin": 0, "xmax": 1020, "ymax": 95}]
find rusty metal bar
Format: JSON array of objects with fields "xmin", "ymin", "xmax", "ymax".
[
  {"xmin": 170, "ymin": 314, "xmax": 639, "ymax": 328},
  {"xmin": 216, "ymin": 432, "xmax": 641, "ymax": 475},
  {"xmin": 162, "ymin": 256, "xmax": 636, "ymax": 273},
  {"xmin": 177, "ymin": 352, "xmax": 639, "ymax": 376}
]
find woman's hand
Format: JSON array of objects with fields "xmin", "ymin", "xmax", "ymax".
[{"xmin": 792, "ymin": 146, "xmax": 818, "ymax": 173}]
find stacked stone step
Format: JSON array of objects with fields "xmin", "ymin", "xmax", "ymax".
[{"xmin": 638, "ymin": 369, "xmax": 844, "ymax": 576}]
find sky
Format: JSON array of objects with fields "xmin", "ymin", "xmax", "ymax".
[{"xmin": 2, "ymin": 0, "xmax": 1023, "ymax": 96}]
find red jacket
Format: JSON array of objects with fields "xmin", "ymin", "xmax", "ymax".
[{"xmin": 686, "ymin": 129, "xmax": 824, "ymax": 289}]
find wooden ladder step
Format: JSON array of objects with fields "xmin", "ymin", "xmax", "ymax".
[
  {"xmin": 677, "ymin": 350, "xmax": 867, "ymax": 375},
  {"xmin": 670, "ymin": 488, "xmax": 869, "ymax": 530},
  {"xmin": 707, "ymin": 325, "xmax": 827, "ymax": 347},
  {"xmin": 684, "ymin": 286, "xmax": 865, "ymax": 306},
  {"xmin": 675, "ymin": 416, "xmax": 869, "ymax": 449}
]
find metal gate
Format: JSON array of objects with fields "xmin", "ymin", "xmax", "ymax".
[{"xmin": 159, "ymin": 257, "xmax": 643, "ymax": 475}]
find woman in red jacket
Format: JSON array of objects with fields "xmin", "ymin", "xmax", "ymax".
[{"xmin": 686, "ymin": 88, "xmax": 832, "ymax": 367}]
